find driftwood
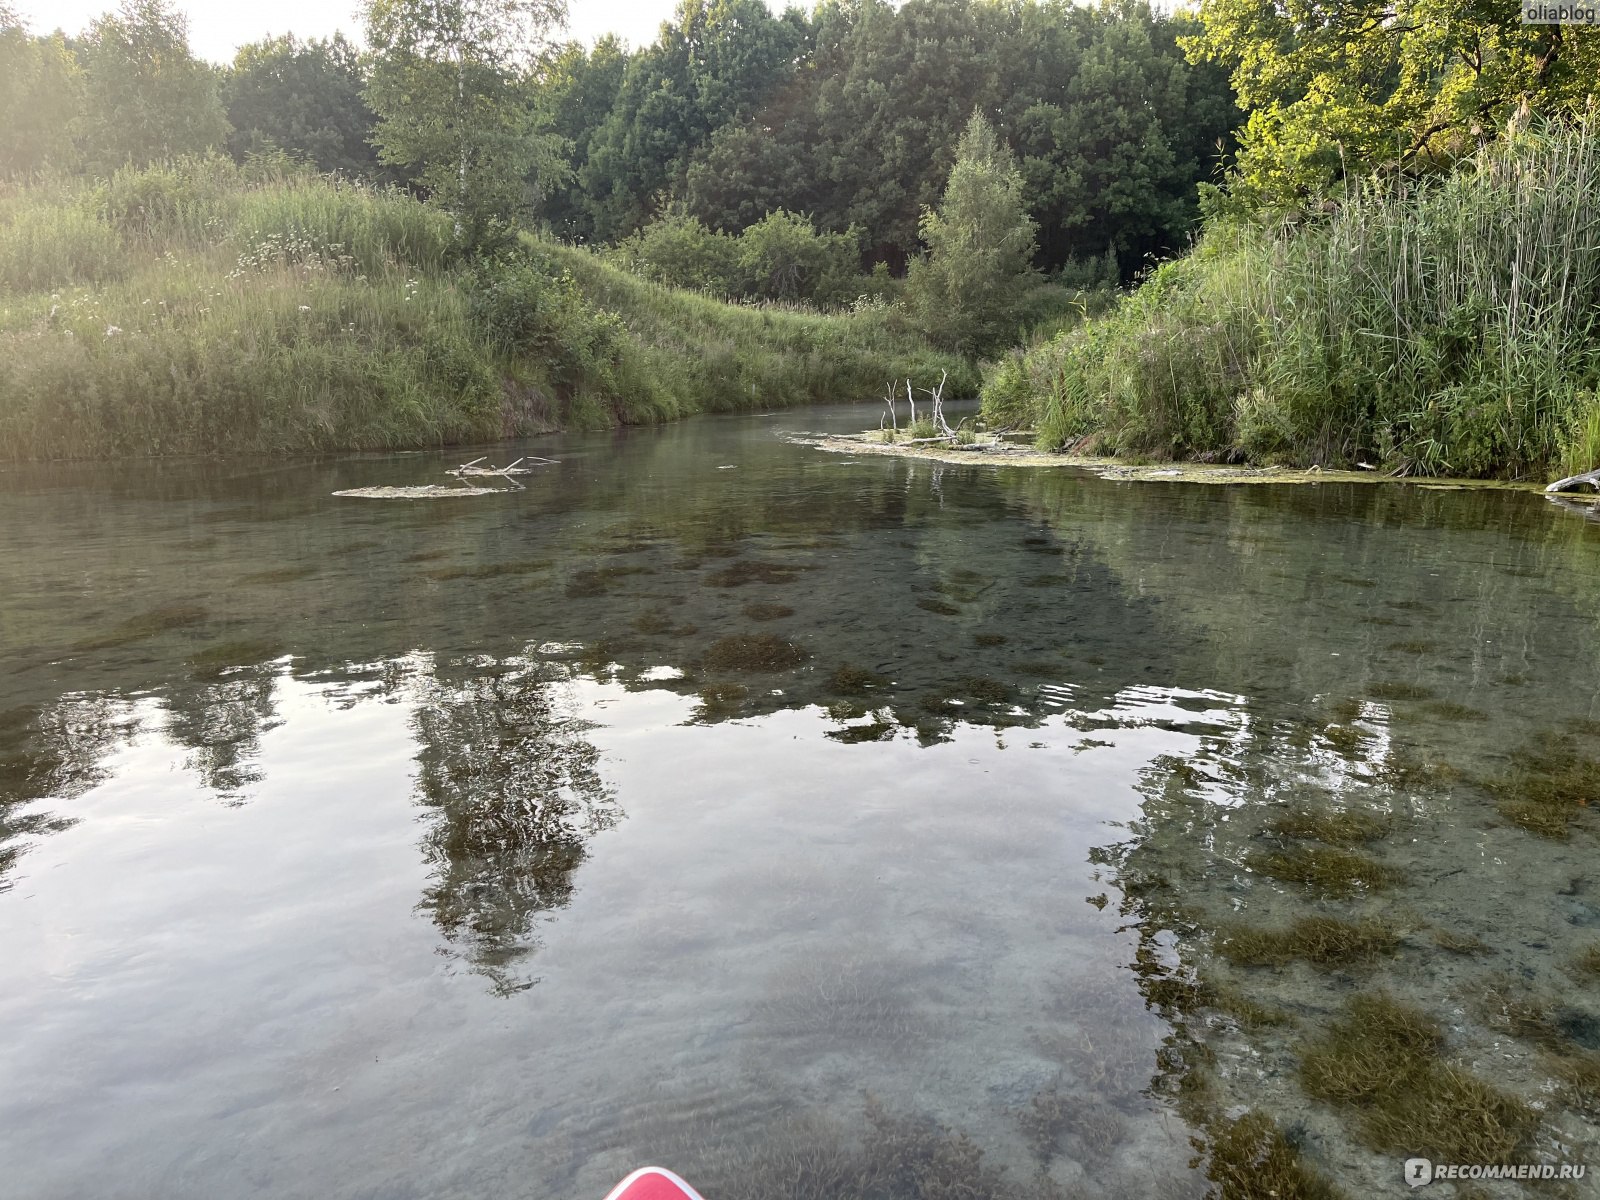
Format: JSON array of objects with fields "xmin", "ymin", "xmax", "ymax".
[
  {"xmin": 919, "ymin": 370, "xmax": 954, "ymax": 437},
  {"xmin": 333, "ymin": 484, "xmax": 516, "ymax": 499},
  {"xmin": 447, "ymin": 455, "xmax": 556, "ymax": 478},
  {"xmin": 1546, "ymin": 467, "xmax": 1600, "ymax": 494}
]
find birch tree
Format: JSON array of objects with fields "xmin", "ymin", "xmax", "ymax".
[{"xmin": 363, "ymin": 0, "xmax": 568, "ymax": 249}]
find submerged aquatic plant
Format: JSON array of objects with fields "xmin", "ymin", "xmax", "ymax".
[
  {"xmin": 236, "ymin": 565, "xmax": 318, "ymax": 585},
  {"xmin": 1265, "ymin": 804, "xmax": 1391, "ymax": 846},
  {"xmin": 1431, "ymin": 928, "xmax": 1492, "ymax": 956},
  {"xmin": 702, "ymin": 634, "xmax": 808, "ymax": 672},
  {"xmin": 73, "ymin": 602, "xmax": 210, "ymax": 650},
  {"xmin": 565, "ymin": 565, "xmax": 654, "ymax": 597},
  {"xmin": 743, "ymin": 602, "xmax": 795, "ymax": 621},
  {"xmin": 1367, "ymin": 681, "xmax": 1437, "ymax": 703},
  {"xmin": 690, "ymin": 682, "xmax": 750, "ymax": 723},
  {"xmin": 705, "ymin": 560, "xmax": 805, "ymax": 587},
  {"xmin": 1216, "ymin": 916, "xmax": 1402, "ymax": 969},
  {"xmin": 1019, "ymin": 1082, "xmax": 1126, "ymax": 1164},
  {"xmin": 1246, "ymin": 845, "xmax": 1399, "ymax": 897},
  {"xmin": 1299, "ymin": 992, "xmax": 1538, "ymax": 1162},
  {"xmin": 1570, "ymin": 944, "xmax": 1600, "ymax": 979},
  {"xmin": 1198, "ymin": 1110, "xmax": 1346, "ymax": 1200},
  {"xmin": 189, "ymin": 638, "xmax": 283, "ymax": 676},
  {"xmin": 1483, "ymin": 732, "xmax": 1600, "ymax": 839},
  {"xmin": 426, "ymin": 559, "xmax": 549, "ymax": 581},
  {"xmin": 631, "ymin": 608, "xmax": 676, "ymax": 635},
  {"xmin": 828, "ymin": 663, "xmax": 889, "ymax": 694}
]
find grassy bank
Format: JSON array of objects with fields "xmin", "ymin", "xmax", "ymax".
[
  {"xmin": 982, "ymin": 121, "xmax": 1600, "ymax": 480},
  {"xmin": 0, "ymin": 159, "xmax": 971, "ymax": 461}
]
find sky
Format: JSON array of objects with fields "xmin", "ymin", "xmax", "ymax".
[{"xmin": 9, "ymin": 0, "xmax": 749, "ymax": 62}]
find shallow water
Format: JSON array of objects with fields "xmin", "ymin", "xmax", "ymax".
[{"xmin": 2, "ymin": 406, "xmax": 1599, "ymax": 1199}]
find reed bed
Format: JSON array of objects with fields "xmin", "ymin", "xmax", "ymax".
[{"xmin": 984, "ymin": 120, "xmax": 1600, "ymax": 479}]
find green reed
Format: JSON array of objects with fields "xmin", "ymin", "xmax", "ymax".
[{"xmin": 985, "ymin": 118, "xmax": 1600, "ymax": 479}]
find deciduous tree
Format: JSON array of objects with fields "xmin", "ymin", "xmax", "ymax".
[
  {"xmin": 79, "ymin": 0, "xmax": 229, "ymax": 169},
  {"xmin": 363, "ymin": 0, "xmax": 568, "ymax": 249},
  {"xmin": 1184, "ymin": 0, "xmax": 1600, "ymax": 205},
  {"xmin": 0, "ymin": 6, "xmax": 83, "ymax": 178},
  {"xmin": 225, "ymin": 34, "xmax": 381, "ymax": 178}
]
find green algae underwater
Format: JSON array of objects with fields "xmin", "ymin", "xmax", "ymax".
[{"xmin": 2, "ymin": 404, "xmax": 1600, "ymax": 1199}]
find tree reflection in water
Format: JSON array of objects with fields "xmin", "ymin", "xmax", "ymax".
[
  {"xmin": 411, "ymin": 658, "xmax": 621, "ymax": 995},
  {"xmin": 164, "ymin": 671, "xmax": 281, "ymax": 803},
  {"xmin": 0, "ymin": 695, "xmax": 137, "ymax": 892}
]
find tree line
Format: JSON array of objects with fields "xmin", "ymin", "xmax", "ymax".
[{"xmin": 0, "ymin": 0, "xmax": 1238, "ymax": 285}]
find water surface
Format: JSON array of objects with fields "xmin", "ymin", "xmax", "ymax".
[{"xmin": 3, "ymin": 407, "xmax": 1599, "ymax": 1198}]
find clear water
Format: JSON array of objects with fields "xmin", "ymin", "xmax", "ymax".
[{"xmin": 2, "ymin": 406, "xmax": 1598, "ymax": 1199}]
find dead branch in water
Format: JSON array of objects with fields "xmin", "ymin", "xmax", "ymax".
[{"xmin": 1546, "ymin": 467, "xmax": 1600, "ymax": 494}]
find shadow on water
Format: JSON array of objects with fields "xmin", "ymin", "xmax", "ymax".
[{"xmin": 2, "ymin": 407, "xmax": 1600, "ymax": 1197}]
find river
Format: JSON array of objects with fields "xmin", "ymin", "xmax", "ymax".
[{"xmin": 2, "ymin": 405, "xmax": 1598, "ymax": 1198}]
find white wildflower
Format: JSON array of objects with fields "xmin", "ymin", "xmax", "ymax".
[{"xmin": 104, "ymin": 324, "xmax": 122, "ymax": 336}]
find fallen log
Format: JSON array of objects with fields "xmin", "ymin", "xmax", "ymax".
[{"xmin": 1545, "ymin": 467, "xmax": 1600, "ymax": 493}]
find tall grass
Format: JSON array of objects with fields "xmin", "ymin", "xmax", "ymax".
[
  {"xmin": 985, "ymin": 119, "xmax": 1600, "ymax": 479},
  {"xmin": 541, "ymin": 241, "xmax": 977, "ymax": 420},
  {"xmin": 0, "ymin": 159, "xmax": 966, "ymax": 460}
]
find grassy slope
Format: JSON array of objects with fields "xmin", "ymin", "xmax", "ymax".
[
  {"xmin": 982, "ymin": 122, "xmax": 1600, "ymax": 480},
  {"xmin": 0, "ymin": 159, "xmax": 971, "ymax": 461}
]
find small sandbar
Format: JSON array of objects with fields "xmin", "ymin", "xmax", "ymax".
[{"xmin": 794, "ymin": 433, "xmax": 1541, "ymax": 490}]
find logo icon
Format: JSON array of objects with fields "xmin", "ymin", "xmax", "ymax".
[{"xmin": 1404, "ymin": 1158, "xmax": 1434, "ymax": 1188}]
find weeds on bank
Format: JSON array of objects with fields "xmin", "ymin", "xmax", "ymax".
[
  {"xmin": 983, "ymin": 119, "xmax": 1600, "ymax": 480},
  {"xmin": 0, "ymin": 159, "xmax": 971, "ymax": 460}
]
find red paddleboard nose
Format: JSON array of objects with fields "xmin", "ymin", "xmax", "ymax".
[{"xmin": 602, "ymin": 1167, "xmax": 707, "ymax": 1200}]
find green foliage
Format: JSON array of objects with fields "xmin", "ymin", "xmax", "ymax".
[
  {"xmin": 613, "ymin": 205, "xmax": 739, "ymax": 294},
  {"xmin": 533, "ymin": 35, "xmax": 629, "ymax": 241},
  {"xmin": 908, "ymin": 113, "xmax": 1038, "ymax": 354},
  {"xmin": 362, "ymin": 0, "xmax": 567, "ymax": 252},
  {"xmin": 666, "ymin": 0, "xmax": 1236, "ymax": 277},
  {"xmin": 576, "ymin": 0, "xmax": 810, "ymax": 242},
  {"xmin": 231, "ymin": 174, "xmax": 454, "ymax": 275},
  {"xmin": 736, "ymin": 210, "xmax": 859, "ymax": 306},
  {"xmin": 79, "ymin": 0, "xmax": 229, "ymax": 170},
  {"xmin": 618, "ymin": 205, "xmax": 864, "ymax": 307},
  {"xmin": 0, "ymin": 197, "xmax": 126, "ymax": 290},
  {"xmin": 0, "ymin": 167, "xmax": 967, "ymax": 459},
  {"xmin": 224, "ymin": 34, "xmax": 380, "ymax": 178},
  {"xmin": 0, "ymin": 8, "xmax": 82, "ymax": 178},
  {"xmin": 1185, "ymin": 0, "xmax": 1600, "ymax": 207},
  {"xmin": 542, "ymin": 236, "xmax": 977, "ymax": 420},
  {"xmin": 466, "ymin": 251, "xmax": 635, "ymax": 410},
  {"xmin": 88, "ymin": 155, "xmax": 237, "ymax": 240},
  {"xmin": 985, "ymin": 120, "xmax": 1600, "ymax": 479}
]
